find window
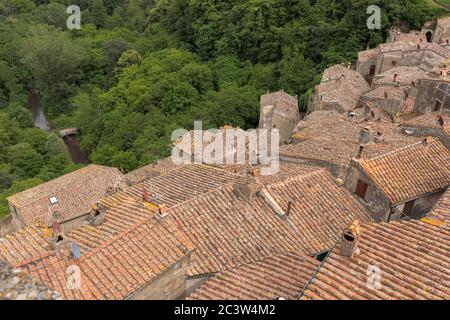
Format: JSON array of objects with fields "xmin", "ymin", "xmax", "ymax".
[
  {"xmin": 434, "ymin": 100, "xmax": 442, "ymax": 112},
  {"xmin": 49, "ymin": 196, "xmax": 58, "ymax": 205},
  {"xmin": 391, "ymin": 61, "xmax": 398, "ymax": 67},
  {"xmin": 355, "ymin": 180, "xmax": 369, "ymax": 200},
  {"xmin": 368, "ymin": 65, "xmax": 376, "ymax": 77}
]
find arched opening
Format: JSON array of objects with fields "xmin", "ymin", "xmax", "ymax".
[{"xmin": 426, "ymin": 31, "xmax": 433, "ymax": 43}]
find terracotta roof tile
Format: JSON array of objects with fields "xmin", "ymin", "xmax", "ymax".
[
  {"xmin": 188, "ymin": 252, "xmax": 320, "ymax": 300},
  {"xmin": 7, "ymin": 165, "xmax": 127, "ymax": 225},
  {"xmin": 21, "ymin": 217, "xmax": 191, "ymax": 300},
  {"xmin": 427, "ymin": 188, "xmax": 450, "ymax": 228},
  {"xmin": 359, "ymin": 138, "xmax": 450, "ymax": 204},
  {"xmin": 300, "ymin": 220, "xmax": 450, "ymax": 300}
]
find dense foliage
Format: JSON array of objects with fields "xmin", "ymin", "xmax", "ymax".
[{"xmin": 0, "ymin": 0, "xmax": 444, "ymax": 216}]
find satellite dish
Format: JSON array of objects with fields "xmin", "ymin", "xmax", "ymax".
[
  {"xmin": 52, "ymin": 221, "xmax": 62, "ymax": 233},
  {"xmin": 71, "ymin": 242, "xmax": 81, "ymax": 260}
]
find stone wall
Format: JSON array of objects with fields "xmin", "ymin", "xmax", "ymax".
[
  {"xmin": 185, "ymin": 274, "xmax": 214, "ymax": 298},
  {"xmin": 345, "ymin": 162, "xmax": 391, "ymax": 222},
  {"xmin": 359, "ymin": 95, "xmax": 403, "ymax": 117},
  {"xmin": 0, "ymin": 215, "xmax": 16, "ymax": 237},
  {"xmin": 413, "ymin": 80, "xmax": 450, "ymax": 114},
  {"xmin": 400, "ymin": 126, "xmax": 450, "ymax": 149}
]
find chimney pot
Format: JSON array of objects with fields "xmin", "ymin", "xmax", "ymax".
[
  {"xmin": 357, "ymin": 145, "xmax": 364, "ymax": 159},
  {"xmin": 252, "ymin": 168, "xmax": 261, "ymax": 177},
  {"xmin": 285, "ymin": 198, "xmax": 294, "ymax": 218},
  {"xmin": 340, "ymin": 221, "xmax": 361, "ymax": 258}
]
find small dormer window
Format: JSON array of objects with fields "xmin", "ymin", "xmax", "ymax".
[{"xmin": 50, "ymin": 196, "xmax": 58, "ymax": 205}]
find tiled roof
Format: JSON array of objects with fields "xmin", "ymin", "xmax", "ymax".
[
  {"xmin": 362, "ymin": 86, "xmax": 406, "ymax": 101},
  {"xmin": 359, "ymin": 138, "xmax": 450, "ymax": 204},
  {"xmin": 22, "ymin": 217, "xmax": 192, "ymax": 300},
  {"xmin": 7, "ymin": 165, "xmax": 127, "ymax": 225},
  {"xmin": 281, "ymin": 111, "xmax": 420, "ymax": 168},
  {"xmin": 373, "ymin": 66, "xmax": 430, "ymax": 87},
  {"xmin": 69, "ymin": 164, "xmax": 255, "ymax": 253},
  {"xmin": 169, "ymin": 184, "xmax": 306, "ymax": 276},
  {"xmin": 261, "ymin": 170, "xmax": 373, "ymax": 254},
  {"xmin": 187, "ymin": 252, "xmax": 320, "ymax": 300},
  {"xmin": 427, "ymin": 188, "xmax": 450, "ymax": 228},
  {"xmin": 379, "ymin": 41, "xmax": 417, "ymax": 53},
  {"xmin": 300, "ymin": 220, "xmax": 450, "ymax": 300},
  {"xmin": 399, "ymin": 112, "xmax": 450, "ymax": 129},
  {"xmin": 168, "ymin": 169, "xmax": 371, "ymax": 277},
  {"xmin": 358, "ymin": 48, "xmax": 380, "ymax": 62},
  {"xmin": 317, "ymin": 66, "xmax": 370, "ymax": 112},
  {"xmin": 394, "ymin": 32, "xmax": 427, "ymax": 44},
  {"xmin": 125, "ymin": 157, "xmax": 178, "ymax": 185},
  {"xmin": 0, "ymin": 226, "xmax": 52, "ymax": 266}
]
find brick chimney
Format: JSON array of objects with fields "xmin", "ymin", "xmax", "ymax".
[
  {"xmin": 154, "ymin": 204, "xmax": 169, "ymax": 220},
  {"xmin": 340, "ymin": 221, "xmax": 361, "ymax": 258}
]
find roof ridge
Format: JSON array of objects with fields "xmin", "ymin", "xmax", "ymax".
[
  {"xmin": 8, "ymin": 165, "xmax": 122, "ymax": 205},
  {"xmin": 265, "ymin": 169, "xmax": 329, "ymax": 190},
  {"xmin": 360, "ymin": 137, "xmax": 439, "ymax": 163}
]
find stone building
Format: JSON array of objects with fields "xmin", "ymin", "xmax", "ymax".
[
  {"xmin": 433, "ymin": 17, "xmax": 450, "ymax": 45},
  {"xmin": 356, "ymin": 41, "xmax": 448, "ymax": 83},
  {"xmin": 412, "ymin": 78, "xmax": 450, "ymax": 114},
  {"xmin": 259, "ymin": 90, "xmax": 301, "ymax": 144},
  {"xmin": 346, "ymin": 137, "xmax": 450, "ymax": 222},
  {"xmin": 6, "ymin": 165, "xmax": 127, "ymax": 233},
  {"xmin": 309, "ymin": 65, "xmax": 370, "ymax": 114}
]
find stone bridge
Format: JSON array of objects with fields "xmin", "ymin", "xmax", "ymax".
[{"xmin": 59, "ymin": 127, "xmax": 79, "ymax": 138}]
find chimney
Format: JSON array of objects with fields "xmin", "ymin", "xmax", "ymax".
[
  {"xmin": 356, "ymin": 145, "xmax": 364, "ymax": 159},
  {"xmin": 358, "ymin": 128, "xmax": 370, "ymax": 145},
  {"xmin": 384, "ymin": 91, "xmax": 388, "ymax": 99},
  {"xmin": 87, "ymin": 203, "xmax": 106, "ymax": 226},
  {"xmin": 285, "ymin": 198, "xmax": 294, "ymax": 218},
  {"xmin": 252, "ymin": 168, "xmax": 261, "ymax": 177},
  {"xmin": 155, "ymin": 204, "xmax": 169, "ymax": 220},
  {"xmin": 143, "ymin": 188, "xmax": 151, "ymax": 203},
  {"xmin": 411, "ymin": 80, "xmax": 415, "ymax": 87},
  {"xmin": 233, "ymin": 182, "xmax": 264, "ymax": 201},
  {"xmin": 49, "ymin": 221, "xmax": 66, "ymax": 249},
  {"xmin": 340, "ymin": 221, "xmax": 361, "ymax": 258}
]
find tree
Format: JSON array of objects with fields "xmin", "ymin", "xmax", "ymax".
[{"xmin": 20, "ymin": 25, "xmax": 88, "ymax": 112}]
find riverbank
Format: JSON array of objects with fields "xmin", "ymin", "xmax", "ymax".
[{"xmin": 27, "ymin": 90, "xmax": 90, "ymax": 164}]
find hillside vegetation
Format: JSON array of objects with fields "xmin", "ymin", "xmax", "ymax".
[{"xmin": 0, "ymin": 0, "xmax": 445, "ymax": 216}]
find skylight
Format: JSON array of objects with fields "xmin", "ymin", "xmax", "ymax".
[{"xmin": 49, "ymin": 196, "xmax": 59, "ymax": 205}]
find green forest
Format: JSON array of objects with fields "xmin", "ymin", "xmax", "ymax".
[{"xmin": 0, "ymin": 0, "xmax": 446, "ymax": 217}]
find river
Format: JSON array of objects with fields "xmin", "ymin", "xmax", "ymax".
[{"xmin": 27, "ymin": 90, "xmax": 90, "ymax": 164}]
